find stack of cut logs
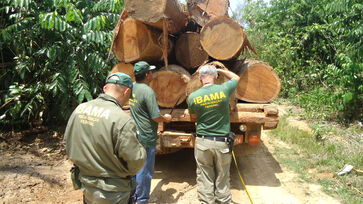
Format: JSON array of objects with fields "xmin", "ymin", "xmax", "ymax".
[{"xmin": 110, "ymin": 0, "xmax": 281, "ymax": 109}]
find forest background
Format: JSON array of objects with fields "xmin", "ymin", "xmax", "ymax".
[{"xmin": 0, "ymin": 0, "xmax": 362, "ymax": 128}]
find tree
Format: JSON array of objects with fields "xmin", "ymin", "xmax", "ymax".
[
  {"xmin": 240, "ymin": 0, "xmax": 362, "ymax": 122},
  {"xmin": 0, "ymin": 0, "xmax": 123, "ymax": 128}
]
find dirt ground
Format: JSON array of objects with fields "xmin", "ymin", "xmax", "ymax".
[{"xmin": 0, "ymin": 106, "xmax": 342, "ymax": 204}]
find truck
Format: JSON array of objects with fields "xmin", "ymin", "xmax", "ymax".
[
  {"xmin": 154, "ymin": 103, "xmax": 279, "ymax": 156},
  {"xmin": 117, "ymin": 0, "xmax": 281, "ymax": 156}
]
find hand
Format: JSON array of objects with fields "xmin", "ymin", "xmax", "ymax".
[{"xmin": 163, "ymin": 114, "xmax": 172, "ymax": 123}]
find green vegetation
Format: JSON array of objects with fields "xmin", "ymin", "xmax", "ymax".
[
  {"xmin": 0, "ymin": 0, "xmax": 361, "ymax": 128},
  {"xmin": 239, "ymin": 0, "xmax": 362, "ymax": 123},
  {"xmin": 270, "ymin": 115, "xmax": 363, "ymax": 203},
  {"xmin": 0, "ymin": 0, "xmax": 122, "ymax": 128}
]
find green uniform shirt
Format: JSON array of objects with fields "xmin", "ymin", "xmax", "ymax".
[
  {"xmin": 129, "ymin": 82, "xmax": 161, "ymax": 147},
  {"xmin": 188, "ymin": 79, "xmax": 238, "ymax": 136},
  {"xmin": 64, "ymin": 94, "xmax": 146, "ymax": 191}
]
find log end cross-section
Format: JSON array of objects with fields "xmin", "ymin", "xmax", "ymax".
[
  {"xmin": 200, "ymin": 16, "xmax": 245, "ymax": 60},
  {"xmin": 113, "ymin": 18, "xmax": 172, "ymax": 63},
  {"xmin": 236, "ymin": 61, "xmax": 281, "ymax": 103},
  {"xmin": 175, "ymin": 32, "xmax": 209, "ymax": 69},
  {"xmin": 150, "ymin": 64, "xmax": 191, "ymax": 108}
]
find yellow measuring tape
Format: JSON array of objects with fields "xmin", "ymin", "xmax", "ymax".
[{"xmin": 232, "ymin": 150, "xmax": 255, "ymax": 204}]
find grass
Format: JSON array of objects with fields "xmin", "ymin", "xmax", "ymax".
[{"xmin": 269, "ymin": 115, "xmax": 363, "ymax": 204}]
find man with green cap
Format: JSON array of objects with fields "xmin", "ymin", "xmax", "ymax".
[
  {"xmin": 64, "ymin": 72, "xmax": 146, "ymax": 204},
  {"xmin": 129, "ymin": 61, "xmax": 172, "ymax": 204}
]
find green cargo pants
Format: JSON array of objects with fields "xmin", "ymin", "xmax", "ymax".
[
  {"xmin": 194, "ymin": 137, "xmax": 232, "ymax": 204},
  {"xmin": 80, "ymin": 174, "xmax": 135, "ymax": 204}
]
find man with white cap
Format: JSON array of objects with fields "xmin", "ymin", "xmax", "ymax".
[{"xmin": 188, "ymin": 65, "xmax": 240, "ymax": 204}]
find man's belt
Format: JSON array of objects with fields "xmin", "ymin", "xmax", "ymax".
[{"xmin": 196, "ymin": 134, "xmax": 228, "ymax": 142}]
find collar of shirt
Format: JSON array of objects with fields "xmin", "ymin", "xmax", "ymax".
[{"xmin": 98, "ymin": 93, "xmax": 122, "ymax": 108}]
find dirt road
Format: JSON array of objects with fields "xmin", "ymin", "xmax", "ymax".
[{"xmin": 0, "ymin": 127, "xmax": 341, "ymax": 204}]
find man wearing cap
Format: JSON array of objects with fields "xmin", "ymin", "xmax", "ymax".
[
  {"xmin": 64, "ymin": 72, "xmax": 146, "ymax": 204},
  {"xmin": 187, "ymin": 65, "xmax": 240, "ymax": 204},
  {"xmin": 129, "ymin": 61, "xmax": 172, "ymax": 204}
]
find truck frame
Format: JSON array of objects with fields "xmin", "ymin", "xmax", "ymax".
[{"xmin": 154, "ymin": 103, "xmax": 279, "ymax": 156}]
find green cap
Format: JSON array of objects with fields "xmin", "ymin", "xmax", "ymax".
[
  {"xmin": 106, "ymin": 72, "xmax": 133, "ymax": 88},
  {"xmin": 134, "ymin": 61, "xmax": 156, "ymax": 75}
]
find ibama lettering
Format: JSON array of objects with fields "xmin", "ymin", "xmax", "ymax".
[
  {"xmin": 75, "ymin": 104, "xmax": 110, "ymax": 119},
  {"xmin": 193, "ymin": 91, "xmax": 226, "ymax": 104}
]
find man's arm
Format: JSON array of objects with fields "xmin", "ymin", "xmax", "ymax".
[
  {"xmin": 115, "ymin": 120, "xmax": 146, "ymax": 176},
  {"xmin": 217, "ymin": 69, "xmax": 240, "ymax": 81}
]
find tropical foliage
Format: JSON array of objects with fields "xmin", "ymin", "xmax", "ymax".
[
  {"xmin": 1, "ymin": 0, "xmax": 362, "ymax": 128},
  {"xmin": 0, "ymin": 0, "xmax": 122, "ymax": 128},
  {"xmin": 239, "ymin": 0, "xmax": 362, "ymax": 122}
]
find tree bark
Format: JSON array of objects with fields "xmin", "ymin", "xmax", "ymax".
[
  {"xmin": 185, "ymin": 61, "xmax": 237, "ymax": 110},
  {"xmin": 187, "ymin": 0, "xmax": 230, "ymax": 27},
  {"xmin": 200, "ymin": 16, "xmax": 245, "ymax": 60},
  {"xmin": 112, "ymin": 18, "xmax": 173, "ymax": 63},
  {"xmin": 125, "ymin": 0, "xmax": 187, "ymax": 34},
  {"xmin": 108, "ymin": 62, "xmax": 135, "ymax": 81},
  {"xmin": 109, "ymin": 9, "xmax": 129, "ymax": 61},
  {"xmin": 175, "ymin": 32, "xmax": 209, "ymax": 69},
  {"xmin": 234, "ymin": 60, "xmax": 281, "ymax": 103},
  {"xmin": 150, "ymin": 64, "xmax": 191, "ymax": 108}
]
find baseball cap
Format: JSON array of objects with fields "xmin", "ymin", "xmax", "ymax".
[
  {"xmin": 134, "ymin": 61, "xmax": 156, "ymax": 75},
  {"xmin": 106, "ymin": 72, "xmax": 133, "ymax": 89}
]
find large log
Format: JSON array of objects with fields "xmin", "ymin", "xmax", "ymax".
[
  {"xmin": 234, "ymin": 60, "xmax": 281, "ymax": 103},
  {"xmin": 187, "ymin": 0, "xmax": 230, "ymax": 27},
  {"xmin": 108, "ymin": 63, "xmax": 135, "ymax": 81},
  {"xmin": 185, "ymin": 61, "xmax": 237, "ymax": 110},
  {"xmin": 150, "ymin": 64, "xmax": 191, "ymax": 108},
  {"xmin": 112, "ymin": 18, "xmax": 173, "ymax": 63},
  {"xmin": 200, "ymin": 17, "xmax": 245, "ymax": 60},
  {"xmin": 175, "ymin": 32, "xmax": 209, "ymax": 69},
  {"xmin": 109, "ymin": 9, "xmax": 129, "ymax": 61},
  {"xmin": 125, "ymin": 0, "xmax": 187, "ymax": 34}
]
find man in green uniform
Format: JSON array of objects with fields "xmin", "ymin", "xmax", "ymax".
[
  {"xmin": 129, "ymin": 61, "xmax": 172, "ymax": 204},
  {"xmin": 188, "ymin": 65, "xmax": 240, "ymax": 204},
  {"xmin": 64, "ymin": 72, "xmax": 146, "ymax": 204}
]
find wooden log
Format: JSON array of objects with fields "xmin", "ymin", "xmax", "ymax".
[
  {"xmin": 234, "ymin": 60, "xmax": 281, "ymax": 103},
  {"xmin": 125, "ymin": 0, "xmax": 187, "ymax": 34},
  {"xmin": 150, "ymin": 64, "xmax": 191, "ymax": 108},
  {"xmin": 108, "ymin": 63, "xmax": 135, "ymax": 81},
  {"xmin": 200, "ymin": 16, "xmax": 245, "ymax": 60},
  {"xmin": 185, "ymin": 61, "xmax": 237, "ymax": 110},
  {"xmin": 112, "ymin": 18, "xmax": 173, "ymax": 63},
  {"xmin": 175, "ymin": 32, "xmax": 209, "ymax": 69},
  {"xmin": 108, "ymin": 9, "xmax": 129, "ymax": 61},
  {"xmin": 187, "ymin": 0, "xmax": 230, "ymax": 27}
]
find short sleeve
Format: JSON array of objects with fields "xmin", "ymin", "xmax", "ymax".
[
  {"xmin": 222, "ymin": 79, "xmax": 238, "ymax": 95},
  {"xmin": 145, "ymin": 90, "xmax": 161, "ymax": 119}
]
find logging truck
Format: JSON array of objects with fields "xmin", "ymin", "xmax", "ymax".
[
  {"xmin": 112, "ymin": 0, "xmax": 281, "ymax": 156},
  {"xmin": 155, "ymin": 103, "xmax": 279, "ymax": 156},
  {"xmin": 119, "ymin": 61, "xmax": 280, "ymax": 156}
]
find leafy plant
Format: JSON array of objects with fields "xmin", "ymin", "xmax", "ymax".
[
  {"xmin": 238, "ymin": 0, "xmax": 362, "ymax": 123},
  {"xmin": 0, "ymin": 0, "xmax": 122, "ymax": 129}
]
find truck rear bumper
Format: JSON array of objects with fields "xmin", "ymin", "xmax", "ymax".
[{"xmin": 158, "ymin": 131, "xmax": 245, "ymax": 149}]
